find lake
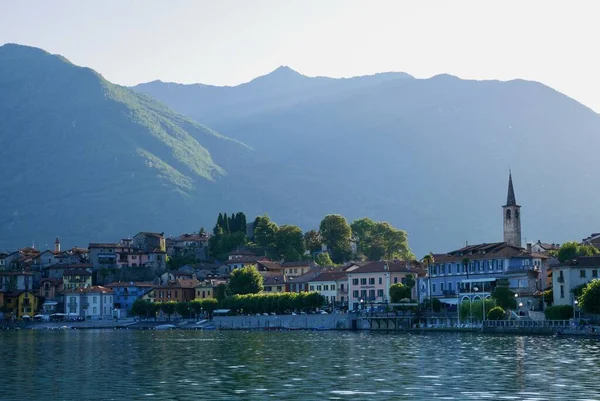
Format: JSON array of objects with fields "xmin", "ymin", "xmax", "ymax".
[{"xmin": 0, "ymin": 330, "xmax": 598, "ymax": 400}]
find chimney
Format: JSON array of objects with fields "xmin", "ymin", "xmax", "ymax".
[
  {"xmin": 54, "ymin": 237, "xmax": 61, "ymax": 253},
  {"xmin": 527, "ymin": 243, "xmax": 532, "ymax": 253}
]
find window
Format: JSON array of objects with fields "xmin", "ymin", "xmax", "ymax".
[
  {"xmin": 593, "ymin": 270, "xmax": 598, "ymax": 278},
  {"xmin": 174, "ymin": 291, "xmax": 178, "ymax": 298},
  {"xmin": 368, "ymin": 289, "xmax": 375, "ymax": 299},
  {"xmin": 93, "ymin": 297, "xmax": 97, "ymax": 304},
  {"xmin": 560, "ymin": 285, "xmax": 565, "ymax": 298},
  {"xmin": 433, "ymin": 266, "xmax": 437, "ymax": 275},
  {"xmin": 440, "ymin": 283, "xmax": 445, "ymax": 292},
  {"xmin": 580, "ymin": 270, "xmax": 586, "ymax": 278},
  {"xmin": 360, "ymin": 278, "xmax": 367, "ymax": 285},
  {"xmin": 394, "ymin": 277, "xmax": 398, "ymax": 284},
  {"xmin": 93, "ymin": 307, "xmax": 97, "ymax": 314},
  {"xmin": 378, "ymin": 277, "xmax": 382, "ymax": 285},
  {"xmin": 432, "ymin": 283, "xmax": 436, "ymax": 293},
  {"xmin": 202, "ymin": 291, "xmax": 206, "ymax": 299},
  {"xmin": 277, "ymin": 286, "xmax": 282, "ymax": 291},
  {"xmin": 353, "ymin": 290, "xmax": 359, "ymax": 297},
  {"xmin": 310, "ymin": 285, "xmax": 315, "ymax": 291},
  {"xmin": 331, "ymin": 285, "xmax": 335, "ymax": 290},
  {"xmin": 448, "ymin": 282, "xmax": 453, "ymax": 291},
  {"xmin": 368, "ymin": 278, "xmax": 375, "ymax": 285},
  {"xmin": 352, "ymin": 279, "xmax": 359, "ymax": 285},
  {"xmin": 324, "ymin": 285, "xmax": 329, "ymax": 291},
  {"xmin": 317, "ymin": 285, "xmax": 322, "ymax": 291},
  {"xmin": 377, "ymin": 289, "xmax": 384, "ymax": 297},
  {"xmin": 360, "ymin": 290, "xmax": 367, "ymax": 298},
  {"xmin": 441, "ymin": 265, "xmax": 445, "ymax": 275}
]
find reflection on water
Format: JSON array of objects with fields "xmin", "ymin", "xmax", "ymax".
[{"xmin": 0, "ymin": 330, "xmax": 599, "ymax": 400}]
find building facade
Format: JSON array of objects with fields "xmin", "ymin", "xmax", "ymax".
[
  {"xmin": 64, "ymin": 286, "xmax": 114, "ymax": 319},
  {"xmin": 552, "ymin": 256, "xmax": 600, "ymax": 306}
]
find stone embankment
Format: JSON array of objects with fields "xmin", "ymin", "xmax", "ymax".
[{"xmin": 213, "ymin": 314, "xmax": 351, "ymax": 330}]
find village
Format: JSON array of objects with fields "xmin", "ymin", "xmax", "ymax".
[{"xmin": 0, "ymin": 173, "xmax": 599, "ymax": 330}]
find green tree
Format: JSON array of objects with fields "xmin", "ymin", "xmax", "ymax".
[
  {"xmin": 351, "ymin": 218, "xmax": 414, "ymax": 261},
  {"xmin": 557, "ymin": 241, "xmax": 599, "ymax": 263},
  {"xmin": 275, "ymin": 225, "xmax": 305, "ymax": 261},
  {"xmin": 254, "ymin": 214, "xmax": 279, "ymax": 248},
  {"xmin": 131, "ymin": 299, "xmax": 150, "ymax": 318},
  {"xmin": 227, "ymin": 266, "xmax": 264, "ymax": 295},
  {"xmin": 175, "ymin": 301, "xmax": 191, "ymax": 319},
  {"xmin": 190, "ymin": 300, "xmax": 203, "ymax": 319},
  {"xmin": 304, "ymin": 230, "xmax": 323, "ymax": 254},
  {"xmin": 319, "ymin": 214, "xmax": 352, "ymax": 263},
  {"xmin": 201, "ymin": 298, "xmax": 219, "ymax": 318},
  {"xmin": 487, "ymin": 306, "xmax": 505, "ymax": 320},
  {"xmin": 314, "ymin": 252, "xmax": 335, "ymax": 267},
  {"xmin": 491, "ymin": 284, "xmax": 516, "ymax": 310},
  {"xmin": 544, "ymin": 305, "xmax": 574, "ymax": 320},
  {"xmin": 390, "ymin": 283, "xmax": 411, "ymax": 302},
  {"xmin": 215, "ymin": 213, "xmax": 224, "ymax": 235},
  {"xmin": 147, "ymin": 302, "xmax": 160, "ymax": 320},
  {"xmin": 580, "ymin": 279, "xmax": 600, "ymax": 314},
  {"xmin": 160, "ymin": 301, "xmax": 177, "ymax": 321},
  {"xmin": 199, "ymin": 227, "xmax": 205, "ymax": 235},
  {"xmin": 167, "ymin": 255, "xmax": 196, "ymax": 270},
  {"xmin": 214, "ymin": 284, "xmax": 227, "ymax": 302},
  {"xmin": 405, "ymin": 274, "xmax": 416, "ymax": 291}
]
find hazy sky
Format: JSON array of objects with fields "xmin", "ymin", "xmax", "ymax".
[{"xmin": 1, "ymin": 0, "xmax": 599, "ymax": 111}]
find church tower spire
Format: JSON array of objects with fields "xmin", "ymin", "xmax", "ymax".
[{"xmin": 503, "ymin": 171, "xmax": 522, "ymax": 247}]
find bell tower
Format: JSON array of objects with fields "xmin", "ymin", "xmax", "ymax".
[{"xmin": 503, "ymin": 171, "xmax": 522, "ymax": 247}]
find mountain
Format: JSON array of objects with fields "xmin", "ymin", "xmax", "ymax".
[
  {"xmin": 134, "ymin": 68, "xmax": 600, "ymax": 256},
  {"xmin": 0, "ymin": 44, "xmax": 259, "ymax": 249}
]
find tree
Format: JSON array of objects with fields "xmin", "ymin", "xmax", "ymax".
[
  {"xmin": 314, "ymin": 252, "xmax": 335, "ymax": 267},
  {"xmin": 275, "ymin": 225, "xmax": 305, "ymax": 261},
  {"xmin": 214, "ymin": 284, "xmax": 227, "ymax": 302},
  {"xmin": 404, "ymin": 274, "xmax": 416, "ymax": 291},
  {"xmin": 389, "ymin": 283, "xmax": 411, "ymax": 302},
  {"xmin": 253, "ymin": 214, "xmax": 279, "ymax": 248},
  {"xmin": 351, "ymin": 218, "xmax": 414, "ymax": 261},
  {"xmin": 167, "ymin": 255, "xmax": 196, "ymax": 271},
  {"xmin": 491, "ymin": 284, "xmax": 516, "ymax": 310},
  {"xmin": 199, "ymin": 227, "xmax": 205, "ymax": 235},
  {"xmin": 304, "ymin": 230, "xmax": 323, "ymax": 254},
  {"xmin": 557, "ymin": 241, "xmax": 599, "ymax": 263},
  {"xmin": 580, "ymin": 279, "xmax": 600, "ymax": 314},
  {"xmin": 160, "ymin": 301, "xmax": 176, "ymax": 321},
  {"xmin": 131, "ymin": 299, "xmax": 151, "ymax": 318},
  {"xmin": 319, "ymin": 214, "xmax": 352, "ymax": 263},
  {"xmin": 227, "ymin": 266, "xmax": 264, "ymax": 295},
  {"xmin": 544, "ymin": 305, "xmax": 574, "ymax": 320},
  {"xmin": 147, "ymin": 302, "xmax": 160, "ymax": 320},
  {"xmin": 201, "ymin": 299, "xmax": 218, "ymax": 318},
  {"xmin": 215, "ymin": 213, "xmax": 224, "ymax": 235},
  {"xmin": 487, "ymin": 306, "xmax": 505, "ymax": 320},
  {"xmin": 190, "ymin": 300, "xmax": 203, "ymax": 319}
]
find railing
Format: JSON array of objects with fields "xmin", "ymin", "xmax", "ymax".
[{"xmin": 483, "ymin": 320, "xmax": 570, "ymax": 328}]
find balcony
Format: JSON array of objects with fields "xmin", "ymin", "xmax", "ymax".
[{"xmin": 443, "ymin": 290, "xmax": 457, "ymax": 296}]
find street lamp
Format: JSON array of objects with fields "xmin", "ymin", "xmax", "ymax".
[
  {"xmin": 472, "ymin": 286, "xmax": 478, "ymax": 325},
  {"xmin": 574, "ymin": 300, "xmax": 579, "ymax": 321}
]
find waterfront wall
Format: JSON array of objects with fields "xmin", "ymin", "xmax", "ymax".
[{"xmin": 213, "ymin": 314, "xmax": 352, "ymax": 330}]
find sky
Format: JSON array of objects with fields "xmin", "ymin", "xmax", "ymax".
[{"xmin": 1, "ymin": 0, "xmax": 599, "ymax": 112}]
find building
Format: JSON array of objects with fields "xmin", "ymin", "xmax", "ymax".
[
  {"xmin": 287, "ymin": 268, "xmax": 323, "ymax": 293},
  {"xmin": 3, "ymin": 291, "xmax": 39, "ymax": 319},
  {"xmin": 151, "ymin": 279, "xmax": 199, "ymax": 303},
  {"xmin": 195, "ymin": 279, "xmax": 225, "ymax": 300},
  {"xmin": 582, "ymin": 233, "xmax": 600, "ymax": 249},
  {"xmin": 347, "ymin": 261, "xmax": 421, "ymax": 311},
  {"xmin": 88, "ymin": 241, "xmax": 166, "ymax": 271},
  {"xmin": 64, "ymin": 286, "xmax": 114, "ymax": 319},
  {"xmin": 0, "ymin": 271, "xmax": 34, "ymax": 292},
  {"xmin": 263, "ymin": 275, "xmax": 287, "ymax": 293},
  {"xmin": 39, "ymin": 277, "xmax": 64, "ymax": 300},
  {"xmin": 105, "ymin": 282, "xmax": 155, "ymax": 315},
  {"xmin": 531, "ymin": 240, "xmax": 560, "ymax": 255},
  {"xmin": 279, "ymin": 262, "xmax": 314, "ymax": 278},
  {"xmin": 167, "ymin": 232, "xmax": 210, "ymax": 260},
  {"xmin": 552, "ymin": 256, "xmax": 600, "ymax": 306},
  {"xmin": 62, "ymin": 269, "xmax": 93, "ymax": 290},
  {"xmin": 308, "ymin": 271, "xmax": 347, "ymax": 306},
  {"xmin": 503, "ymin": 172, "xmax": 522, "ymax": 247},
  {"xmin": 132, "ymin": 232, "xmax": 166, "ymax": 253}
]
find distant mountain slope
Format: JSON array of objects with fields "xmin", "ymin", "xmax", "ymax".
[
  {"xmin": 133, "ymin": 67, "xmax": 414, "ymax": 126},
  {"xmin": 133, "ymin": 69, "xmax": 600, "ymax": 255},
  {"xmin": 0, "ymin": 44, "xmax": 254, "ymax": 249}
]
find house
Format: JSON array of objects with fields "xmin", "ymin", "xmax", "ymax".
[
  {"xmin": 279, "ymin": 262, "xmax": 315, "ymax": 278},
  {"xmin": 552, "ymin": 256, "xmax": 600, "ymax": 306},
  {"xmin": 62, "ymin": 269, "xmax": 93, "ymax": 290},
  {"xmin": 151, "ymin": 279, "xmax": 199, "ymax": 303},
  {"xmin": 347, "ymin": 261, "xmax": 420, "ymax": 310},
  {"xmin": 4, "ymin": 291, "xmax": 39, "ymax": 319},
  {"xmin": 531, "ymin": 240, "xmax": 560, "ymax": 255},
  {"xmin": 64, "ymin": 286, "xmax": 114, "ymax": 319},
  {"xmin": 263, "ymin": 275, "xmax": 287, "ymax": 293},
  {"xmin": 195, "ymin": 279, "xmax": 225, "ymax": 300},
  {"xmin": 45, "ymin": 263, "xmax": 93, "ymax": 280},
  {"xmin": 39, "ymin": 277, "xmax": 64, "ymax": 301},
  {"xmin": 132, "ymin": 232, "xmax": 166, "ymax": 253},
  {"xmin": 88, "ymin": 241, "xmax": 166, "ymax": 271},
  {"xmin": 228, "ymin": 250, "xmax": 257, "ymax": 260},
  {"xmin": 582, "ymin": 233, "xmax": 600, "ymax": 250},
  {"xmin": 308, "ymin": 271, "xmax": 347, "ymax": 306},
  {"xmin": 287, "ymin": 268, "xmax": 324, "ymax": 293},
  {"xmin": 167, "ymin": 232, "xmax": 210, "ymax": 260},
  {"xmin": 105, "ymin": 282, "xmax": 155, "ymax": 316},
  {"xmin": 0, "ymin": 271, "xmax": 34, "ymax": 292}
]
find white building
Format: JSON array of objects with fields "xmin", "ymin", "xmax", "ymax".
[
  {"xmin": 64, "ymin": 286, "xmax": 114, "ymax": 319},
  {"xmin": 552, "ymin": 256, "xmax": 600, "ymax": 306},
  {"xmin": 308, "ymin": 271, "xmax": 347, "ymax": 306}
]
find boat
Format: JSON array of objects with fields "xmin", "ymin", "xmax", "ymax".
[{"xmin": 155, "ymin": 324, "xmax": 176, "ymax": 330}]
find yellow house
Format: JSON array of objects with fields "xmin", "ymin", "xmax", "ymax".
[
  {"xmin": 263, "ymin": 276, "xmax": 287, "ymax": 293},
  {"xmin": 195, "ymin": 281, "xmax": 215, "ymax": 300},
  {"xmin": 4, "ymin": 291, "xmax": 39, "ymax": 319},
  {"xmin": 62, "ymin": 269, "xmax": 92, "ymax": 290}
]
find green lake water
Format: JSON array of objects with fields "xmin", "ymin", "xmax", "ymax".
[{"xmin": 0, "ymin": 330, "xmax": 598, "ymax": 400}]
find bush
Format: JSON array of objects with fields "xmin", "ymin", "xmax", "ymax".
[
  {"xmin": 487, "ymin": 306, "xmax": 505, "ymax": 320},
  {"xmin": 580, "ymin": 279, "xmax": 600, "ymax": 314},
  {"xmin": 221, "ymin": 292, "xmax": 325, "ymax": 315},
  {"xmin": 422, "ymin": 298, "xmax": 442, "ymax": 312},
  {"xmin": 544, "ymin": 305, "xmax": 574, "ymax": 320}
]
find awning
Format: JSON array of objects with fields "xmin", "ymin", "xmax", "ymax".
[
  {"xmin": 34, "ymin": 315, "xmax": 44, "ymax": 318},
  {"xmin": 213, "ymin": 309, "xmax": 231, "ymax": 314},
  {"xmin": 68, "ymin": 313, "xmax": 79, "ymax": 316},
  {"xmin": 22, "ymin": 315, "xmax": 30, "ymax": 318},
  {"xmin": 51, "ymin": 313, "xmax": 67, "ymax": 316}
]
